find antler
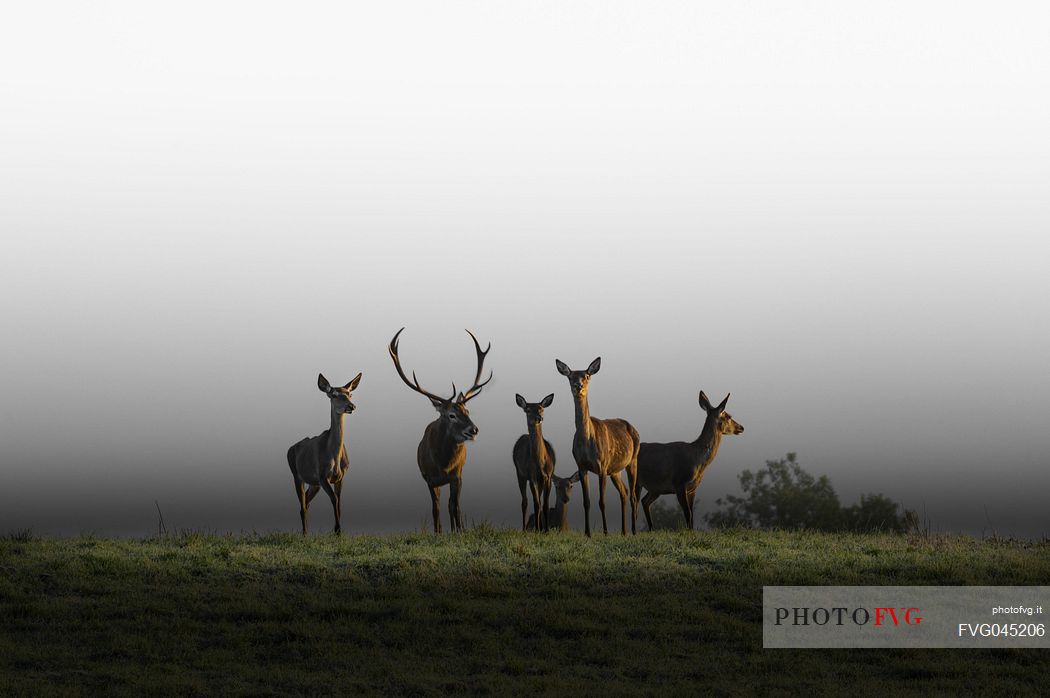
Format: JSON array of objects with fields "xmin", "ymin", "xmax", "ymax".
[
  {"xmin": 458, "ymin": 329, "xmax": 492, "ymax": 403},
  {"xmin": 388, "ymin": 328, "xmax": 455, "ymax": 404}
]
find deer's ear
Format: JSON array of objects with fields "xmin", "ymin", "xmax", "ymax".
[
  {"xmin": 515, "ymin": 393, "xmax": 527, "ymax": 408},
  {"xmin": 717, "ymin": 393, "xmax": 731, "ymax": 412},
  {"xmin": 555, "ymin": 359, "xmax": 571, "ymax": 376},
  {"xmin": 344, "ymin": 372, "xmax": 362, "ymax": 391},
  {"xmin": 429, "ymin": 396, "xmax": 446, "ymax": 410},
  {"xmin": 698, "ymin": 391, "xmax": 712, "ymax": 411},
  {"xmin": 568, "ymin": 471, "xmax": 581, "ymax": 483},
  {"xmin": 586, "ymin": 357, "xmax": 601, "ymax": 375},
  {"xmin": 318, "ymin": 373, "xmax": 331, "ymax": 393},
  {"xmin": 540, "ymin": 393, "xmax": 554, "ymax": 408}
]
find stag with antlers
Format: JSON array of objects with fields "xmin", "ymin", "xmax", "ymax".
[
  {"xmin": 635, "ymin": 391, "xmax": 744, "ymax": 530},
  {"xmin": 388, "ymin": 328, "xmax": 492, "ymax": 533},
  {"xmin": 512, "ymin": 393, "xmax": 556, "ymax": 531},
  {"xmin": 286, "ymin": 372, "xmax": 362, "ymax": 535},
  {"xmin": 555, "ymin": 357, "xmax": 640, "ymax": 536}
]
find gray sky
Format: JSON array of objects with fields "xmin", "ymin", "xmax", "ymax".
[{"xmin": 1, "ymin": 1, "xmax": 1048, "ymax": 537}]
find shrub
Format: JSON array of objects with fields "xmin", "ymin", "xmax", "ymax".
[{"xmin": 705, "ymin": 453, "xmax": 907, "ymax": 533}]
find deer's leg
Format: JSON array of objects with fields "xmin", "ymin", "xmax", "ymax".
[
  {"xmin": 449, "ymin": 478, "xmax": 464, "ymax": 532},
  {"xmin": 457, "ymin": 483, "xmax": 465, "ymax": 530},
  {"xmin": 674, "ymin": 486, "xmax": 690, "ymax": 529},
  {"xmin": 541, "ymin": 478, "xmax": 552, "ymax": 532},
  {"xmin": 518, "ymin": 476, "xmax": 528, "ymax": 531},
  {"xmin": 293, "ymin": 477, "xmax": 308, "ymax": 535},
  {"xmin": 626, "ymin": 462, "xmax": 639, "ymax": 535},
  {"xmin": 641, "ymin": 491, "xmax": 658, "ymax": 531},
  {"xmin": 429, "ymin": 485, "xmax": 442, "ymax": 534},
  {"xmin": 447, "ymin": 488, "xmax": 456, "ymax": 532},
  {"xmin": 686, "ymin": 486, "xmax": 698, "ymax": 530},
  {"xmin": 305, "ymin": 485, "xmax": 320, "ymax": 509},
  {"xmin": 579, "ymin": 468, "xmax": 592, "ymax": 537},
  {"xmin": 319, "ymin": 478, "xmax": 339, "ymax": 534},
  {"xmin": 610, "ymin": 472, "xmax": 628, "ymax": 536},
  {"xmin": 598, "ymin": 474, "xmax": 609, "ymax": 535},
  {"xmin": 529, "ymin": 480, "xmax": 542, "ymax": 532},
  {"xmin": 334, "ymin": 479, "xmax": 344, "ymax": 533}
]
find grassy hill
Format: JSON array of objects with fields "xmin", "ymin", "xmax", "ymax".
[{"xmin": 1, "ymin": 528, "xmax": 1048, "ymax": 696}]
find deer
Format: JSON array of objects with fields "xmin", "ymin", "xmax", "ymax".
[
  {"xmin": 388, "ymin": 328, "xmax": 491, "ymax": 533},
  {"xmin": 512, "ymin": 393, "xmax": 556, "ymax": 531},
  {"xmin": 285, "ymin": 372, "xmax": 362, "ymax": 535},
  {"xmin": 555, "ymin": 357, "xmax": 640, "ymax": 536},
  {"xmin": 526, "ymin": 472, "xmax": 580, "ymax": 531},
  {"xmin": 635, "ymin": 391, "xmax": 744, "ymax": 530}
]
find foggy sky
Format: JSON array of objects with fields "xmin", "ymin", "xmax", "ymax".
[{"xmin": 1, "ymin": 2, "xmax": 1048, "ymax": 537}]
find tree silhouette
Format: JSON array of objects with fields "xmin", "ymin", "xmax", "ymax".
[{"xmin": 705, "ymin": 453, "xmax": 907, "ymax": 532}]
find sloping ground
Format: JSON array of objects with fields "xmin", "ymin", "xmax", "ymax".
[{"xmin": 1, "ymin": 528, "xmax": 1048, "ymax": 696}]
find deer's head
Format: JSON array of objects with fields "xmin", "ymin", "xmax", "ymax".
[
  {"xmin": 436, "ymin": 399, "xmax": 480, "ymax": 443},
  {"xmin": 318, "ymin": 372, "xmax": 362, "ymax": 415},
  {"xmin": 555, "ymin": 357, "xmax": 601, "ymax": 398},
  {"xmin": 515, "ymin": 393, "xmax": 554, "ymax": 426},
  {"xmin": 699, "ymin": 391, "xmax": 745, "ymax": 436},
  {"xmin": 552, "ymin": 471, "xmax": 581, "ymax": 504},
  {"xmin": 389, "ymin": 328, "xmax": 492, "ymax": 443}
]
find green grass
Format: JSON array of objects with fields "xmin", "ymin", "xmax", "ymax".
[{"xmin": 1, "ymin": 528, "xmax": 1048, "ymax": 696}]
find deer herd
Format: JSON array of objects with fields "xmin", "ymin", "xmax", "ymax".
[{"xmin": 287, "ymin": 329, "xmax": 745, "ymax": 536}]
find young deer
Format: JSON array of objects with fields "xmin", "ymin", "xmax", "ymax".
[
  {"xmin": 512, "ymin": 393, "xmax": 556, "ymax": 531},
  {"xmin": 389, "ymin": 328, "xmax": 491, "ymax": 533},
  {"xmin": 286, "ymin": 372, "xmax": 362, "ymax": 535},
  {"xmin": 555, "ymin": 357, "xmax": 640, "ymax": 536},
  {"xmin": 526, "ymin": 472, "xmax": 580, "ymax": 531},
  {"xmin": 635, "ymin": 391, "xmax": 744, "ymax": 530}
]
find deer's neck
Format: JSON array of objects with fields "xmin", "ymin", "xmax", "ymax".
[
  {"xmin": 326, "ymin": 407, "xmax": 345, "ymax": 458},
  {"xmin": 573, "ymin": 393, "xmax": 594, "ymax": 439},
  {"xmin": 527, "ymin": 421, "xmax": 549, "ymax": 463},
  {"xmin": 553, "ymin": 498, "xmax": 569, "ymax": 530},
  {"xmin": 691, "ymin": 416, "xmax": 723, "ymax": 471},
  {"xmin": 434, "ymin": 418, "xmax": 462, "ymax": 462}
]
